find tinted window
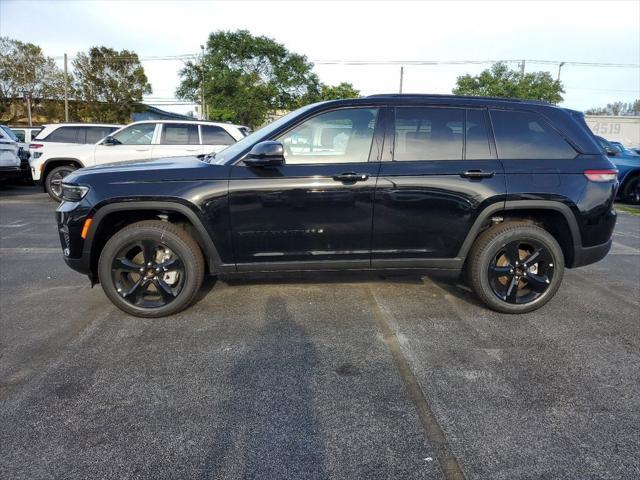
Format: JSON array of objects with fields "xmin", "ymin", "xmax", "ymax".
[
  {"xmin": 277, "ymin": 108, "xmax": 378, "ymax": 164},
  {"xmin": 86, "ymin": 127, "xmax": 117, "ymax": 143},
  {"xmin": 112, "ymin": 124, "xmax": 156, "ymax": 145},
  {"xmin": 490, "ymin": 110, "xmax": 576, "ymax": 159},
  {"xmin": 394, "ymin": 107, "xmax": 463, "ymax": 161},
  {"xmin": 44, "ymin": 127, "xmax": 79, "ymax": 143},
  {"xmin": 11, "ymin": 129, "xmax": 25, "ymax": 142},
  {"xmin": 161, "ymin": 124, "xmax": 199, "ymax": 145},
  {"xmin": 466, "ymin": 109, "xmax": 492, "ymax": 159},
  {"xmin": 201, "ymin": 125, "xmax": 235, "ymax": 145}
]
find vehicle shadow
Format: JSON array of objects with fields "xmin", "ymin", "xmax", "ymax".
[{"xmin": 200, "ymin": 296, "xmax": 329, "ymax": 479}]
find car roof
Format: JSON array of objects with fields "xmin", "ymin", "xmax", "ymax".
[
  {"xmin": 42, "ymin": 123, "xmax": 122, "ymax": 127},
  {"xmin": 129, "ymin": 120, "xmax": 247, "ymax": 128}
]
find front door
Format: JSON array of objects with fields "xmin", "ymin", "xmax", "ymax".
[
  {"xmin": 229, "ymin": 107, "xmax": 383, "ymax": 270},
  {"xmin": 93, "ymin": 123, "xmax": 157, "ymax": 165},
  {"xmin": 372, "ymin": 106, "xmax": 506, "ymax": 267}
]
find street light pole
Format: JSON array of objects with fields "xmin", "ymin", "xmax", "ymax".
[
  {"xmin": 399, "ymin": 66, "xmax": 404, "ymax": 94},
  {"xmin": 64, "ymin": 53, "xmax": 70, "ymax": 122},
  {"xmin": 557, "ymin": 61, "xmax": 566, "ymax": 82}
]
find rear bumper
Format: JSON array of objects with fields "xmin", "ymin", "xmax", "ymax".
[
  {"xmin": 0, "ymin": 166, "xmax": 21, "ymax": 179},
  {"xmin": 571, "ymin": 238, "xmax": 612, "ymax": 268}
]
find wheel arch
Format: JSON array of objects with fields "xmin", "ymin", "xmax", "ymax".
[
  {"xmin": 84, "ymin": 201, "xmax": 222, "ymax": 280},
  {"xmin": 458, "ymin": 200, "xmax": 582, "ymax": 268},
  {"xmin": 42, "ymin": 158, "xmax": 84, "ymax": 190}
]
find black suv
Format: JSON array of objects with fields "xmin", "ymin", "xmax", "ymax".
[{"xmin": 56, "ymin": 95, "xmax": 618, "ymax": 317}]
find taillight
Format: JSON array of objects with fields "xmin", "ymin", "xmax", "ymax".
[
  {"xmin": 584, "ymin": 169, "xmax": 618, "ymax": 182},
  {"xmin": 29, "ymin": 143, "xmax": 43, "ymax": 149}
]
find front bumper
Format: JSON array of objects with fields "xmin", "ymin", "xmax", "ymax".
[{"xmin": 56, "ymin": 200, "xmax": 93, "ymax": 276}]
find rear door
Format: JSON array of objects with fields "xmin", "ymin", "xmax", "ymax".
[
  {"xmin": 151, "ymin": 123, "xmax": 201, "ymax": 159},
  {"xmin": 372, "ymin": 106, "xmax": 506, "ymax": 267}
]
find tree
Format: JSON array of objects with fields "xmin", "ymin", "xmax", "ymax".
[
  {"xmin": 302, "ymin": 82, "xmax": 360, "ymax": 105},
  {"xmin": 452, "ymin": 62, "xmax": 564, "ymax": 104},
  {"xmin": 0, "ymin": 37, "xmax": 67, "ymax": 122},
  {"xmin": 585, "ymin": 100, "xmax": 640, "ymax": 116},
  {"xmin": 73, "ymin": 46, "xmax": 151, "ymax": 123},
  {"xmin": 177, "ymin": 30, "xmax": 324, "ymax": 128}
]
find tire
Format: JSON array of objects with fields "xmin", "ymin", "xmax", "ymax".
[
  {"xmin": 621, "ymin": 175, "xmax": 640, "ymax": 205},
  {"xmin": 45, "ymin": 165, "xmax": 77, "ymax": 202},
  {"xmin": 98, "ymin": 220, "xmax": 205, "ymax": 318},
  {"xmin": 467, "ymin": 221, "xmax": 565, "ymax": 314}
]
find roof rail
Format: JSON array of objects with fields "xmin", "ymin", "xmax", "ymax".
[{"xmin": 365, "ymin": 93, "xmax": 550, "ymax": 105}]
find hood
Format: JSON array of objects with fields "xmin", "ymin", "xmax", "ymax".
[{"xmin": 66, "ymin": 156, "xmax": 229, "ymax": 185}]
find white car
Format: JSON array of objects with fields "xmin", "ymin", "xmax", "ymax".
[
  {"xmin": 10, "ymin": 126, "xmax": 44, "ymax": 144},
  {"xmin": 0, "ymin": 125, "xmax": 22, "ymax": 182},
  {"xmin": 30, "ymin": 120, "xmax": 247, "ymax": 201}
]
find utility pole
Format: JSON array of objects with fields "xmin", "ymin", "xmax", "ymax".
[
  {"xmin": 63, "ymin": 53, "xmax": 70, "ymax": 122},
  {"xmin": 557, "ymin": 61, "xmax": 566, "ymax": 82},
  {"xmin": 520, "ymin": 59, "xmax": 526, "ymax": 78},
  {"xmin": 399, "ymin": 66, "xmax": 404, "ymax": 94},
  {"xmin": 200, "ymin": 45, "xmax": 205, "ymax": 120},
  {"xmin": 25, "ymin": 91, "xmax": 32, "ymax": 127}
]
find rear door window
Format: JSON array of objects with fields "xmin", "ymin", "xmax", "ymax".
[
  {"xmin": 490, "ymin": 109, "xmax": 576, "ymax": 159},
  {"xmin": 201, "ymin": 125, "xmax": 235, "ymax": 145},
  {"xmin": 11, "ymin": 129, "xmax": 26, "ymax": 142},
  {"xmin": 160, "ymin": 124, "xmax": 200, "ymax": 145},
  {"xmin": 393, "ymin": 107, "xmax": 464, "ymax": 160},
  {"xmin": 465, "ymin": 109, "xmax": 492, "ymax": 159},
  {"xmin": 44, "ymin": 127, "xmax": 80, "ymax": 143}
]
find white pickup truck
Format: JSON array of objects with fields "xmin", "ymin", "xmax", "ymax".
[{"xmin": 30, "ymin": 120, "xmax": 248, "ymax": 201}]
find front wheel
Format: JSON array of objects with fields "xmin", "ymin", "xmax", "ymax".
[
  {"xmin": 468, "ymin": 221, "xmax": 565, "ymax": 314},
  {"xmin": 98, "ymin": 220, "xmax": 205, "ymax": 318},
  {"xmin": 45, "ymin": 165, "xmax": 77, "ymax": 202}
]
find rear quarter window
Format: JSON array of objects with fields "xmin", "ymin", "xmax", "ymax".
[
  {"xmin": 201, "ymin": 125, "xmax": 235, "ymax": 145},
  {"xmin": 490, "ymin": 109, "xmax": 576, "ymax": 159}
]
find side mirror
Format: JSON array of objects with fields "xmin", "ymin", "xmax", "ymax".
[
  {"xmin": 243, "ymin": 141, "xmax": 285, "ymax": 167},
  {"xmin": 605, "ymin": 147, "xmax": 618, "ymax": 157},
  {"xmin": 102, "ymin": 135, "xmax": 117, "ymax": 146}
]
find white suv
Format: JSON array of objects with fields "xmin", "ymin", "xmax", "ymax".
[
  {"xmin": 31, "ymin": 120, "xmax": 247, "ymax": 201},
  {"xmin": 0, "ymin": 125, "xmax": 22, "ymax": 182}
]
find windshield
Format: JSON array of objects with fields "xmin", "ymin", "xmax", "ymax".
[
  {"xmin": 206, "ymin": 103, "xmax": 320, "ymax": 165},
  {"xmin": 1, "ymin": 125, "xmax": 19, "ymax": 142}
]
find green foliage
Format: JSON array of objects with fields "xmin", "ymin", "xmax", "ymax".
[
  {"xmin": 73, "ymin": 46, "xmax": 151, "ymax": 123},
  {"xmin": 302, "ymin": 82, "xmax": 360, "ymax": 104},
  {"xmin": 177, "ymin": 30, "xmax": 358, "ymax": 128},
  {"xmin": 0, "ymin": 37, "xmax": 67, "ymax": 122},
  {"xmin": 585, "ymin": 100, "xmax": 640, "ymax": 116},
  {"xmin": 452, "ymin": 62, "xmax": 564, "ymax": 104}
]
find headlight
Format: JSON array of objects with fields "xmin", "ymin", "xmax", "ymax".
[{"xmin": 61, "ymin": 184, "xmax": 89, "ymax": 202}]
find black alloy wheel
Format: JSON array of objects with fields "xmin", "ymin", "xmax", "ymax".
[
  {"xmin": 98, "ymin": 220, "xmax": 204, "ymax": 317},
  {"xmin": 112, "ymin": 240, "xmax": 185, "ymax": 309},
  {"xmin": 488, "ymin": 240, "xmax": 554, "ymax": 304},
  {"xmin": 622, "ymin": 176, "xmax": 640, "ymax": 205},
  {"xmin": 46, "ymin": 165, "xmax": 77, "ymax": 201}
]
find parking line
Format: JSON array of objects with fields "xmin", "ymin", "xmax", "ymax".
[{"xmin": 366, "ymin": 285, "xmax": 466, "ymax": 480}]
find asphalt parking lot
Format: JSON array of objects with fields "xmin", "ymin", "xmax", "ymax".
[{"xmin": 1, "ymin": 184, "xmax": 639, "ymax": 480}]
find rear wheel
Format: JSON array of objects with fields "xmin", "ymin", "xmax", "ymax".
[
  {"xmin": 621, "ymin": 175, "xmax": 640, "ymax": 205},
  {"xmin": 45, "ymin": 165, "xmax": 77, "ymax": 202},
  {"xmin": 98, "ymin": 220, "xmax": 204, "ymax": 318},
  {"xmin": 468, "ymin": 221, "xmax": 565, "ymax": 314}
]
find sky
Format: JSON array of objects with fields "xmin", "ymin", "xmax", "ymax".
[{"xmin": 1, "ymin": 0, "xmax": 639, "ymax": 115}]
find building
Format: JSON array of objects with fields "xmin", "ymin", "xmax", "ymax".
[
  {"xmin": 584, "ymin": 115, "xmax": 640, "ymax": 148},
  {"xmin": 131, "ymin": 105, "xmax": 194, "ymax": 122}
]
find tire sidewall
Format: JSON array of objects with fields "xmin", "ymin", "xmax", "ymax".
[
  {"xmin": 622, "ymin": 176, "xmax": 640, "ymax": 204},
  {"xmin": 45, "ymin": 165, "xmax": 76, "ymax": 202},
  {"xmin": 98, "ymin": 224, "xmax": 201, "ymax": 317},
  {"xmin": 475, "ymin": 226, "xmax": 565, "ymax": 314}
]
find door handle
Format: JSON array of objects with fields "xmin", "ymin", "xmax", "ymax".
[
  {"xmin": 460, "ymin": 169, "xmax": 495, "ymax": 179},
  {"xmin": 135, "ymin": 148, "xmax": 149, "ymax": 152},
  {"xmin": 185, "ymin": 148, "xmax": 199, "ymax": 151},
  {"xmin": 332, "ymin": 172, "xmax": 369, "ymax": 182}
]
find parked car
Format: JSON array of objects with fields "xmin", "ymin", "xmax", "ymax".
[
  {"xmin": 594, "ymin": 136, "xmax": 640, "ymax": 204},
  {"xmin": 56, "ymin": 95, "xmax": 618, "ymax": 318},
  {"xmin": 0, "ymin": 125, "xmax": 22, "ymax": 182},
  {"xmin": 10, "ymin": 126, "xmax": 43, "ymax": 143},
  {"xmin": 33, "ymin": 120, "xmax": 246, "ymax": 201},
  {"xmin": 610, "ymin": 140, "xmax": 640, "ymax": 157}
]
